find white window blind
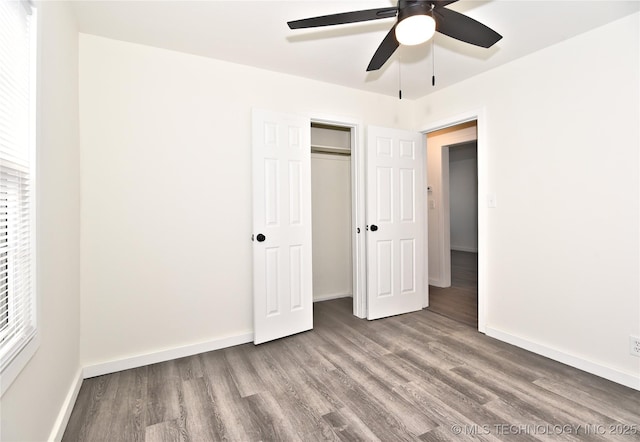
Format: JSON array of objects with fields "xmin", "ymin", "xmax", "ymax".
[{"xmin": 0, "ymin": 0, "xmax": 36, "ymax": 377}]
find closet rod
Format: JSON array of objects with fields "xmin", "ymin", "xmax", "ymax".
[{"xmin": 311, "ymin": 145, "xmax": 351, "ymax": 156}]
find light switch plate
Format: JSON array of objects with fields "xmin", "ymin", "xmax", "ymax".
[{"xmin": 488, "ymin": 193, "xmax": 497, "ymax": 208}]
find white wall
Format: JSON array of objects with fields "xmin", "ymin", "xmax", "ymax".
[
  {"xmin": 417, "ymin": 13, "xmax": 640, "ymax": 387},
  {"xmin": 0, "ymin": 2, "xmax": 81, "ymax": 440},
  {"xmin": 78, "ymin": 34, "xmax": 415, "ymax": 369},
  {"xmin": 427, "ymin": 124, "xmax": 477, "ymax": 287},
  {"xmin": 449, "ymin": 142, "xmax": 478, "ymax": 252},
  {"xmin": 311, "ymin": 153, "xmax": 352, "ymax": 301}
]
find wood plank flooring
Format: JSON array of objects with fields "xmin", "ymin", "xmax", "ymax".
[
  {"xmin": 428, "ymin": 251, "xmax": 478, "ymax": 328},
  {"xmin": 63, "ymin": 298, "xmax": 640, "ymax": 441}
]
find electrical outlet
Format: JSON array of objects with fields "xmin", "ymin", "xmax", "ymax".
[
  {"xmin": 630, "ymin": 336, "xmax": 640, "ymax": 357},
  {"xmin": 487, "ymin": 193, "xmax": 497, "ymax": 208}
]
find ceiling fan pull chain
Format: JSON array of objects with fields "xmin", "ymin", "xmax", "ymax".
[
  {"xmin": 432, "ymin": 38, "xmax": 436, "ymax": 87},
  {"xmin": 398, "ymin": 59, "xmax": 403, "ymax": 100}
]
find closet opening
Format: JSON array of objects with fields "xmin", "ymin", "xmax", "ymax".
[{"xmin": 310, "ymin": 123, "xmax": 354, "ymax": 305}]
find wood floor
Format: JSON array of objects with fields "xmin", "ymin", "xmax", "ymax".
[
  {"xmin": 63, "ymin": 298, "xmax": 640, "ymax": 442},
  {"xmin": 429, "ymin": 251, "xmax": 478, "ymax": 328}
]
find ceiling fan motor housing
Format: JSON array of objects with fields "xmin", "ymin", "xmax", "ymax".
[{"xmin": 397, "ymin": 0, "xmax": 433, "ymax": 22}]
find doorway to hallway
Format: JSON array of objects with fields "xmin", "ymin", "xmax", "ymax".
[{"xmin": 425, "ymin": 120, "xmax": 479, "ymax": 328}]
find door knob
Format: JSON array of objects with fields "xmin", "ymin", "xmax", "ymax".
[
  {"xmin": 256, "ymin": 233, "xmax": 266, "ymax": 242},
  {"xmin": 370, "ymin": 224, "xmax": 378, "ymax": 232}
]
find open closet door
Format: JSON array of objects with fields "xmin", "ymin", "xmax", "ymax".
[
  {"xmin": 366, "ymin": 126, "xmax": 425, "ymax": 320},
  {"xmin": 252, "ymin": 109, "xmax": 313, "ymax": 344}
]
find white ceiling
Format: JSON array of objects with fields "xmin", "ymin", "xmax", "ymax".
[{"xmin": 72, "ymin": 0, "xmax": 640, "ymax": 100}]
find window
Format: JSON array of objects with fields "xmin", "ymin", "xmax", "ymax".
[{"xmin": 0, "ymin": 0, "xmax": 37, "ymax": 394}]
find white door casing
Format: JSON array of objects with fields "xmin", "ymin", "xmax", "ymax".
[
  {"xmin": 420, "ymin": 108, "xmax": 485, "ymax": 332},
  {"xmin": 252, "ymin": 109, "xmax": 313, "ymax": 344},
  {"xmin": 366, "ymin": 126, "xmax": 425, "ymax": 320}
]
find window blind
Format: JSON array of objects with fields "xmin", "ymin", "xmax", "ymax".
[{"xmin": 0, "ymin": 0, "xmax": 36, "ymax": 373}]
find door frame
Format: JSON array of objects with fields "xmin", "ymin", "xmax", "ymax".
[
  {"xmin": 420, "ymin": 108, "xmax": 487, "ymax": 333},
  {"xmin": 429, "ymin": 128, "xmax": 478, "ymax": 289},
  {"xmin": 310, "ymin": 114, "xmax": 366, "ymax": 318}
]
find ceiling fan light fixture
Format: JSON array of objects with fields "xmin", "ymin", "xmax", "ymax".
[{"xmin": 395, "ymin": 14, "xmax": 436, "ymax": 46}]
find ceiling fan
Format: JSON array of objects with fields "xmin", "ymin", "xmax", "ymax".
[{"xmin": 287, "ymin": 0, "xmax": 502, "ymax": 72}]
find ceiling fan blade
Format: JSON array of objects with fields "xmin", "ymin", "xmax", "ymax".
[
  {"xmin": 433, "ymin": 0, "xmax": 459, "ymax": 7},
  {"xmin": 288, "ymin": 7, "xmax": 397, "ymax": 29},
  {"xmin": 435, "ymin": 7, "xmax": 502, "ymax": 48},
  {"xmin": 367, "ymin": 26, "xmax": 400, "ymax": 71}
]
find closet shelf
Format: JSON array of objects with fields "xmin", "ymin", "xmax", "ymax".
[{"xmin": 311, "ymin": 144, "xmax": 351, "ymax": 156}]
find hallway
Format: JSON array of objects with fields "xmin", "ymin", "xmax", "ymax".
[{"xmin": 428, "ymin": 251, "xmax": 478, "ymax": 328}]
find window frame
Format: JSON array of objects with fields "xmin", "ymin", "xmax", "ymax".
[{"xmin": 0, "ymin": 0, "xmax": 39, "ymax": 396}]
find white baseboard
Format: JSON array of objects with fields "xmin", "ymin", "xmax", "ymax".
[
  {"xmin": 313, "ymin": 293, "xmax": 352, "ymax": 302},
  {"xmin": 486, "ymin": 327, "xmax": 640, "ymax": 391},
  {"xmin": 451, "ymin": 245, "xmax": 478, "ymax": 253},
  {"xmin": 429, "ymin": 278, "xmax": 450, "ymax": 288},
  {"xmin": 48, "ymin": 368, "xmax": 83, "ymax": 442},
  {"xmin": 82, "ymin": 332, "xmax": 254, "ymax": 379}
]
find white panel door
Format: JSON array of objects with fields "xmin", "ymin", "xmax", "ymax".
[
  {"xmin": 252, "ymin": 109, "xmax": 313, "ymax": 344},
  {"xmin": 366, "ymin": 126, "xmax": 425, "ymax": 320}
]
